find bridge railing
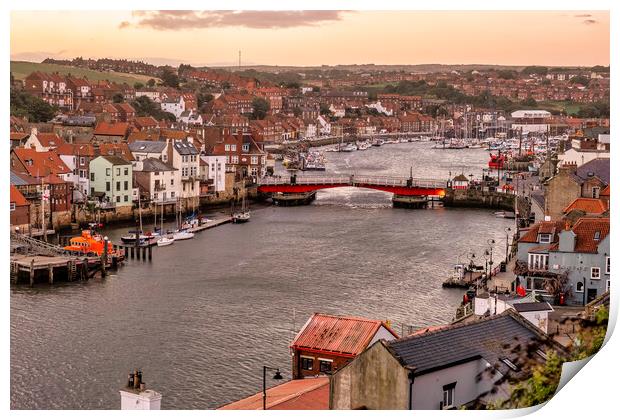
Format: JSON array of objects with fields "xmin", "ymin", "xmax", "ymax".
[{"xmin": 258, "ymin": 175, "xmax": 446, "ymax": 189}]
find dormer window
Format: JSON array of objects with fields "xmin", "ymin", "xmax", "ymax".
[
  {"xmin": 594, "ymin": 231, "xmax": 601, "ymax": 240},
  {"xmin": 539, "ymin": 233, "xmax": 551, "ymax": 243}
]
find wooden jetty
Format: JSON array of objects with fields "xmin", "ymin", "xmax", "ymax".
[
  {"xmin": 10, "ymin": 254, "xmax": 105, "ymax": 286},
  {"xmin": 442, "ymin": 271, "xmax": 485, "ymax": 289},
  {"xmin": 187, "ymin": 216, "xmax": 232, "ymax": 233}
]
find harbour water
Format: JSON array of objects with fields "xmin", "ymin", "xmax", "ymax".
[{"xmin": 11, "ymin": 142, "xmax": 513, "ymax": 409}]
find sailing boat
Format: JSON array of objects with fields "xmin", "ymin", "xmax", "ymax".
[
  {"xmin": 157, "ymin": 202, "xmax": 175, "ymax": 246},
  {"xmin": 232, "ymin": 188, "xmax": 250, "ymax": 224},
  {"xmin": 121, "ymin": 191, "xmax": 158, "ymax": 244},
  {"xmin": 171, "ymin": 198, "xmax": 195, "ymax": 240}
]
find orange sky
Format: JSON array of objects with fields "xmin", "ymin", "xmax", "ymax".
[{"xmin": 10, "ymin": 10, "xmax": 610, "ymax": 67}]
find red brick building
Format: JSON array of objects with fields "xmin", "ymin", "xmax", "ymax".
[{"xmin": 290, "ymin": 313, "xmax": 398, "ymax": 379}]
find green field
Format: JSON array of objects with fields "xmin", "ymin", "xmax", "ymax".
[
  {"xmin": 10, "ymin": 61, "xmax": 157, "ymax": 85},
  {"xmin": 539, "ymin": 101, "xmax": 582, "ymax": 115}
]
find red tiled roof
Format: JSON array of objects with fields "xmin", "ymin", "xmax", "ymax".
[
  {"xmin": 518, "ymin": 221, "xmax": 564, "ymax": 243},
  {"xmin": 55, "ymin": 143, "xmax": 95, "ymax": 157},
  {"xmin": 94, "ymin": 122, "xmax": 130, "ymax": 137},
  {"xmin": 12, "ymin": 148, "xmax": 71, "ymax": 177},
  {"xmin": 563, "ymin": 198, "xmax": 608, "ymax": 215},
  {"xmin": 217, "ymin": 378, "xmax": 329, "ymax": 410},
  {"xmin": 36, "ymin": 132, "xmax": 66, "ymax": 148},
  {"xmin": 10, "ymin": 132, "xmax": 28, "ymax": 141},
  {"xmin": 10, "ymin": 185, "xmax": 29, "ymax": 206},
  {"xmin": 291, "ymin": 313, "xmax": 397, "ymax": 357},
  {"xmin": 600, "ymin": 184, "xmax": 610, "ymax": 197},
  {"xmin": 98, "ymin": 143, "xmax": 134, "ymax": 161},
  {"xmin": 571, "ymin": 217, "xmax": 610, "ymax": 253}
]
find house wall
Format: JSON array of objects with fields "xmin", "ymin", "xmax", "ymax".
[
  {"xmin": 519, "ymin": 311, "xmax": 550, "ymax": 334},
  {"xmin": 545, "ymin": 172, "xmax": 581, "ymax": 220},
  {"xmin": 330, "ymin": 342, "xmax": 410, "ymax": 410},
  {"xmin": 89, "ymin": 157, "xmax": 133, "ymax": 207},
  {"xmin": 10, "ymin": 204, "xmax": 30, "ymax": 228},
  {"xmin": 293, "ymin": 350, "xmax": 352, "ymax": 379},
  {"xmin": 412, "ymin": 359, "xmax": 502, "ymax": 409},
  {"xmin": 549, "ymin": 236, "xmax": 610, "ymax": 305},
  {"xmin": 558, "ymin": 149, "xmax": 610, "ymax": 166}
]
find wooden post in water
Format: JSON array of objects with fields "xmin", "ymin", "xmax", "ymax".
[
  {"xmin": 130, "ymin": 246, "xmax": 134, "ymax": 259},
  {"xmin": 148, "ymin": 245, "xmax": 152, "ymax": 261},
  {"xmin": 29, "ymin": 259, "xmax": 35, "ymax": 287},
  {"xmin": 48, "ymin": 264, "xmax": 54, "ymax": 285},
  {"xmin": 101, "ymin": 237, "xmax": 108, "ymax": 278},
  {"xmin": 82, "ymin": 258, "xmax": 88, "ymax": 281},
  {"xmin": 142, "ymin": 247, "xmax": 146, "ymax": 260}
]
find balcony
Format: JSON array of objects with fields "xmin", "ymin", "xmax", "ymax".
[{"xmin": 154, "ymin": 184, "xmax": 167, "ymax": 191}]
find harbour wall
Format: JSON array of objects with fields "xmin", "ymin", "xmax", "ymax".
[{"xmin": 443, "ymin": 188, "xmax": 529, "ymax": 215}]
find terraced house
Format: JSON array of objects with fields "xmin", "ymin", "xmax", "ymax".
[{"xmin": 89, "ymin": 155, "xmax": 133, "ymax": 209}]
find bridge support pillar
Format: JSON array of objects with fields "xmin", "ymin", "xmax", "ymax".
[{"xmin": 392, "ymin": 195, "xmax": 429, "ymax": 209}]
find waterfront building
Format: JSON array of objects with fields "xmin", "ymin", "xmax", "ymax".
[
  {"xmin": 169, "ymin": 139, "xmax": 200, "ymax": 210},
  {"xmin": 329, "ymin": 311, "xmax": 567, "ymax": 410},
  {"xmin": 290, "ymin": 313, "xmax": 398, "ymax": 380},
  {"xmin": 510, "ymin": 110, "xmax": 551, "ymax": 135},
  {"xmin": 10, "ymin": 148, "xmax": 72, "ymax": 182},
  {"xmin": 133, "ymin": 158, "xmax": 179, "ymax": 205},
  {"xmin": 558, "ymin": 133, "xmax": 610, "ymax": 166},
  {"xmin": 199, "ymin": 155, "xmax": 226, "ymax": 195},
  {"xmin": 56, "ymin": 143, "xmax": 96, "ymax": 203},
  {"xmin": 129, "ymin": 141, "xmax": 169, "ymax": 163},
  {"xmin": 10, "ymin": 184, "xmax": 30, "ymax": 233},
  {"xmin": 515, "ymin": 218, "xmax": 610, "ymax": 305},
  {"xmin": 473, "ymin": 293, "xmax": 554, "ymax": 334},
  {"xmin": 89, "ymin": 155, "xmax": 133, "ymax": 208}
]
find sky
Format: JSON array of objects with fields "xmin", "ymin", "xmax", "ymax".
[{"xmin": 10, "ymin": 10, "xmax": 610, "ymax": 67}]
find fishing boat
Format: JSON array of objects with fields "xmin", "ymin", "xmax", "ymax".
[
  {"xmin": 488, "ymin": 153, "xmax": 506, "ymax": 169},
  {"xmin": 232, "ymin": 196, "xmax": 251, "ymax": 223},
  {"xmin": 64, "ymin": 230, "xmax": 117, "ymax": 256}
]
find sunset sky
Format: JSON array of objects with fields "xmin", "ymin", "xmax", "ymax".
[{"xmin": 10, "ymin": 10, "xmax": 610, "ymax": 67}]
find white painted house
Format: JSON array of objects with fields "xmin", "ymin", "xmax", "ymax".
[{"xmin": 161, "ymin": 96, "xmax": 186, "ymax": 119}]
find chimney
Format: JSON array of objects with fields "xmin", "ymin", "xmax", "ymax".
[
  {"xmin": 119, "ymin": 370, "xmax": 161, "ymax": 410},
  {"xmin": 31, "ymin": 127, "xmax": 38, "ymax": 136}
]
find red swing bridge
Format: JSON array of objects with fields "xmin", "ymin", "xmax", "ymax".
[{"xmin": 257, "ymin": 174, "xmax": 448, "ymax": 208}]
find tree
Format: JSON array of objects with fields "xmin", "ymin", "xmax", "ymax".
[
  {"xmin": 251, "ymin": 97, "xmax": 270, "ymax": 120},
  {"xmin": 134, "ymin": 82, "xmax": 144, "ymax": 90},
  {"xmin": 161, "ymin": 68, "xmax": 180, "ymax": 88},
  {"xmin": 569, "ymin": 75, "xmax": 590, "ymax": 86},
  {"xmin": 131, "ymin": 95, "xmax": 176, "ymax": 121},
  {"xmin": 112, "ymin": 93, "xmax": 124, "ymax": 103},
  {"xmin": 312, "ymin": 86, "xmax": 321, "ymax": 93},
  {"xmin": 319, "ymin": 103, "xmax": 332, "ymax": 116},
  {"xmin": 197, "ymin": 92, "xmax": 214, "ymax": 110},
  {"xmin": 572, "ymin": 305, "xmax": 609, "ymax": 360},
  {"xmin": 521, "ymin": 66, "xmax": 548, "ymax": 76},
  {"xmin": 521, "ymin": 97, "xmax": 538, "ymax": 107},
  {"xmin": 10, "ymin": 88, "xmax": 57, "ymax": 122},
  {"xmin": 284, "ymin": 81, "xmax": 300, "ymax": 89},
  {"xmin": 497, "ymin": 70, "xmax": 517, "ymax": 80},
  {"xmin": 146, "ymin": 78, "xmax": 156, "ymax": 88}
]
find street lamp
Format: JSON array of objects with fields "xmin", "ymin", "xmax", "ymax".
[
  {"xmin": 486, "ymin": 239, "xmax": 495, "ymax": 281},
  {"xmin": 263, "ymin": 365, "xmax": 284, "ymax": 410},
  {"xmin": 504, "ymin": 227, "xmax": 512, "ymax": 264}
]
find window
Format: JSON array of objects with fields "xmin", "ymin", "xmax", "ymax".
[
  {"xmin": 154, "ymin": 193, "xmax": 158, "ymax": 199},
  {"xmin": 319, "ymin": 359, "xmax": 332, "ymax": 373},
  {"xmin": 106, "ymin": 182, "xmax": 110, "ymax": 192},
  {"xmin": 124, "ymin": 168, "xmax": 129, "ymax": 176},
  {"xmin": 251, "ymin": 156, "xmax": 258, "ymax": 165},
  {"xmin": 124, "ymin": 181, "xmax": 129, "ymax": 190},
  {"xmin": 170, "ymin": 178, "xmax": 174, "ymax": 186},
  {"xmin": 124, "ymin": 195, "xmax": 128, "ymax": 202},
  {"xmin": 232, "ymin": 156, "xmax": 239, "ymax": 164},
  {"xmin": 594, "ymin": 231, "xmax": 601, "ymax": 240},
  {"xmin": 442, "ymin": 383, "xmax": 456, "ymax": 409},
  {"xmin": 116, "ymin": 196, "xmax": 120, "ymax": 203},
  {"xmin": 591, "ymin": 267, "xmax": 601, "ymax": 279},
  {"xmin": 224, "ymin": 144, "xmax": 230, "ymax": 151},
  {"xmin": 606, "ymin": 279, "xmax": 610, "ymax": 292},
  {"xmin": 501, "ymin": 358, "xmax": 519, "ymax": 371},
  {"xmin": 171, "ymin": 192, "xmax": 175, "ymax": 198},
  {"xmin": 106, "ymin": 168, "xmax": 111, "ymax": 176},
  {"xmin": 231, "ymin": 144, "xmax": 237, "ymax": 151},
  {"xmin": 90, "ymin": 173, "xmax": 95, "ymax": 182},
  {"xmin": 539, "ymin": 233, "xmax": 551, "ymax": 243},
  {"xmin": 242, "ymin": 144, "xmax": 249, "ymax": 152},
  {"xmin": 301, "ymin": 357, "xmax": 314, "ymax": 371},
  {"xmin": 10, "ymin": 202, "xmax": 16, "ymax": 211},
  {"xmin": 80, "ymin": 157, "xmax": 85, "ymax": 165},
  {"xmin": 592, "ymin": 186, "xmax": 600, "ymax": 198},
  {"xmin": 526, "ymin": 277, "xmax": 545, "ymax": 291},
  {"xmin": 606, "ymin": 257, "xmax": 610, "ymax": 274},
  {"xmin": 576, "ymin": 281, "xmax": 584, "ymax": 293},
  {"xmin": 116, "ymin": 168, "xmax": 120, "ymax": 176},
  {"xmin": 528, "ymin": 254, "xmax": 549, "ymax": 271},
  {"xmin": 116, "ymin": 181, "xmax": 121, "ymax": 191}
]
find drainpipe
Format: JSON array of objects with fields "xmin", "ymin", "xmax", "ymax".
[{"xmin": 407, "ymin": 368, "xmax": 416, "ymax": 410}]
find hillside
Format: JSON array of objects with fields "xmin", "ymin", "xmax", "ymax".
[{"xmin": 10, "ymin": 61, "xmax": 157, "ymax": 85}]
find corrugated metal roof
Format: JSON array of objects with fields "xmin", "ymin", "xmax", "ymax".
[{"xmin": 291, "ymin": 313, "xmax": 392, "ymax": 356}]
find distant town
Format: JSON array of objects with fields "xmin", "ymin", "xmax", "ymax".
[{"xmin": 10, "ymin": 54, "xmax": 610, "ymax": 410}]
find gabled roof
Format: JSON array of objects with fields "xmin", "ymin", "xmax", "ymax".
[
  {"xmin": 173, "ymin": 140, "xmax": 198, "ymax": 155},
  {"xmin": 562, "ymin": 198, "xmax": 608, "ymax": 215},
  {"xmin": 600, "ymin": 184, "xmax": 610, "ymax": 197},
  {"xmin": 571, "ymin": 217, "xmax": 610, "ymax": 253},
  {"xmin": 574, "ymin": 158, "xmax": 610, "ymax": 185},
  {"xmin": 291, "ymin": 313, "xmax": 397, "ymax": 357},
  {"xmin": 385, "ymin": 310, "xmax": 565, "ymax": 377},
  {"xmin": 511, "ymin": 302, "xmax": 553, "ymax": 313},
  {"xmin": 10, "ymin": 132, "xmax": 29, "ymax": 141},
  {"xmin": 10, "ymin": 185, "xmax": 29, "ymax": 206},
  {"xmin": 139, "ymin": 157, "xmax": 176, "ymax": 172},
  {"xmin": 93, "ymin": 122, "xmax": 130, "ymax": 137},
  {"xmin": 217, "ymin": 378, "xmax": 329, "ymax": 410},
  {"xmin": 35, "ymin": 132, "xmax": 66, "ymax": 148},
  {"xmin": 98, "ymin": 143, "xmax": 134, "ymax": 161},
  {"xmin": 518, "ymin": 221, "xmax": 564, "ymax": 243},
  {"xmin": 129, "ymin": 140, "xmax": 167, "ymax": 154},
  {"xmin": 55, "ymin": 143, "xmax": 96, "ymax": 157},
  {"xmin": 99, "ymin": 155, "xmax": 131, "ymax": 166},
  {"xmin": 12, "ymin": 148, "xmax": 71, "ymax": 177}
]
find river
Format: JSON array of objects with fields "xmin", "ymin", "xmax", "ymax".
[{"xmin": 10, "ymin": 141, "xmax": 513, "ymax": 409}]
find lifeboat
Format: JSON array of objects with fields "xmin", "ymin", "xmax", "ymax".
[
  {"xmin": 63, "ymin": 230, "xmax": 116, "ymax": 256},
  {"xmin": 488, "ymin": 153, "xmax": 506, "ymax": 169}
]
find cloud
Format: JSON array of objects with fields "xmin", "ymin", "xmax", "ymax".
[
  {"xmin": 574, "ymin": 14, "xmax": 592, "ymax": 17},
  {"xmin": 119, "ymin": 10, "xmax": 350, "ymax": 30},
  {"xmin": 583, "ymin": 19, "xmax": 597, "ymax": 25},
  {"xmin": 10, "ymin": 50, "xmax": 69, "ymax": 62}
]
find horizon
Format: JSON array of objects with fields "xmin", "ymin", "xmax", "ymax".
[{"xmin": 11, "ymin": 10, "xmax": 610, "ymax": 68}]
